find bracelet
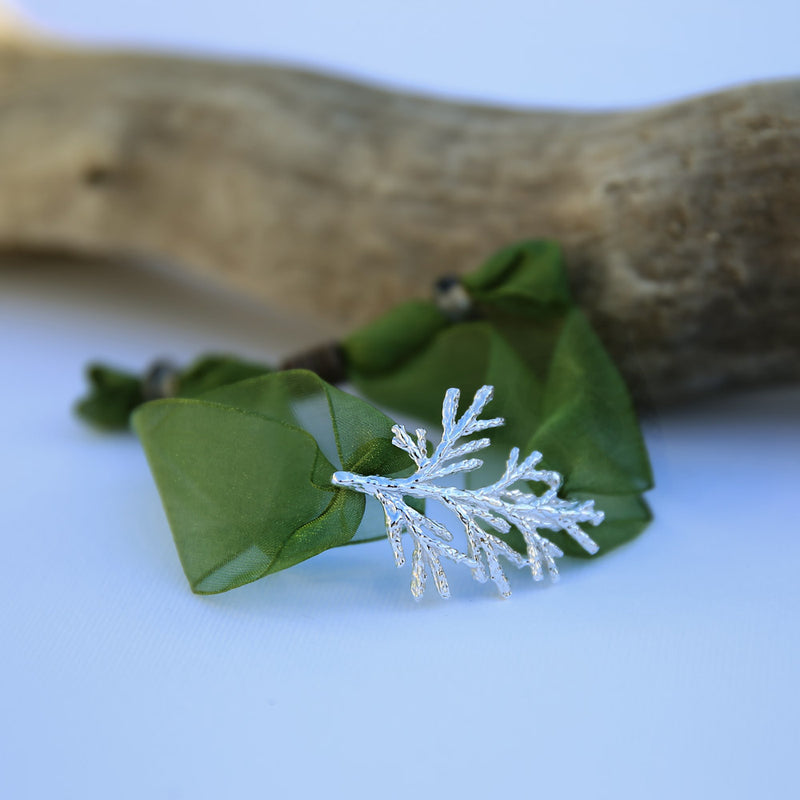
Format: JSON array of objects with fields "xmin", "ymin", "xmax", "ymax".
[{"xmin": 79, "ymin": 240, "xmax": 653, "ymax": 599}]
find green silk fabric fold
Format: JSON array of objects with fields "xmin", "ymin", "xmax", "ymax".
[
  {"xmin": 132, "ymin": 371, "xmax": 409, "ymax": 593},
  {"xmin": 77, "ymin": 355, "xmax": 272, "ymax": 430}
]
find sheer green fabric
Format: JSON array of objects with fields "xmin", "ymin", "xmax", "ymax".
[
  {"xmin": 76, "ymin": 364, "xmax": 146, "ymax": 430},
  {"xmin": 343, "ymin": 300, "xmax": 449, "ymax": 376},
  {"xmin": 77, "ymin": 355, "xmax": 271, "ymax": 430},
  {"xmin": 132, "ymin": 371, "xmax": 408, "ymax": 593},
  {"xmin": 83, "ymin": 239, "xmax": 653, "ymax": 591},
  {"xmin": 461, "ymin": 239, "xmax": 573, "ymax": 315},
  {"xmin": 343, "ymin": 240, "xmax": 653, "ymax": 556}
]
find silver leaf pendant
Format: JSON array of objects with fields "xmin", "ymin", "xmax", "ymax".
[{"xmin": 332, "ymin": 385, "xmax": 604, "ymax": 599}]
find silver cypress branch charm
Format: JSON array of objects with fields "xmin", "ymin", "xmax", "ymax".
[{"xmin": 332, "ymin": 385, "xmax": 604, "ymax": 599}]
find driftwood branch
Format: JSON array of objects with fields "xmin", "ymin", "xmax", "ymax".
[{"xmin": 0, "ymin": 33, "xmax": 798, "ymax": 404}]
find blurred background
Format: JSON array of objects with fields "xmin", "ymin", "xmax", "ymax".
[
  {"xmin": 12, "ymin": 0, "xmax": 800, "ymax": 107},
  {"xmin": 1, "ymin": 3, "xmax": 798, "ymax": 800}
]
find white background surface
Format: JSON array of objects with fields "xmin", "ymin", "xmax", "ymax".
[
  {"xmin": 14, "ymin": 0, "xmax": 800, "ymax": 107},
  {"xmin": 2, "ymin": 3, "xmax": 799, "ymax": 799}
]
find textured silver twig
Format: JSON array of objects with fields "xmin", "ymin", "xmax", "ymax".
[{"xmin": 332, "ymin": 385, "xmax": 604, "ymax": 599}]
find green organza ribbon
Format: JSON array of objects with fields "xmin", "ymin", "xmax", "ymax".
[
  {"xmin": 132, "ymin": 371, "xmax": 412, "ymax": 593},
  {"xmin": 79, "ymin": 240, "xmax": 654, "ymax": 593}
]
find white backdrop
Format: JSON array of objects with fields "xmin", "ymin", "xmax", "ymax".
[
  {"xmin": 16, "ymin": 0, "xmax": 800, "ymax": 106},
  {"xmin": 2, "ymin": 3, "xmax": 799, "ymax": 799}
]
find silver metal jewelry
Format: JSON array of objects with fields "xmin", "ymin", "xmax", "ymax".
[{"xmin": 332, "ymin": 385, "xmax": 604, "ymax": 599}]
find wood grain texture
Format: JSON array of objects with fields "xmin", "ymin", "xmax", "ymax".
[{"xmin": 0, "ymin": 39, "xmax": 798, "ymax": 404}]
